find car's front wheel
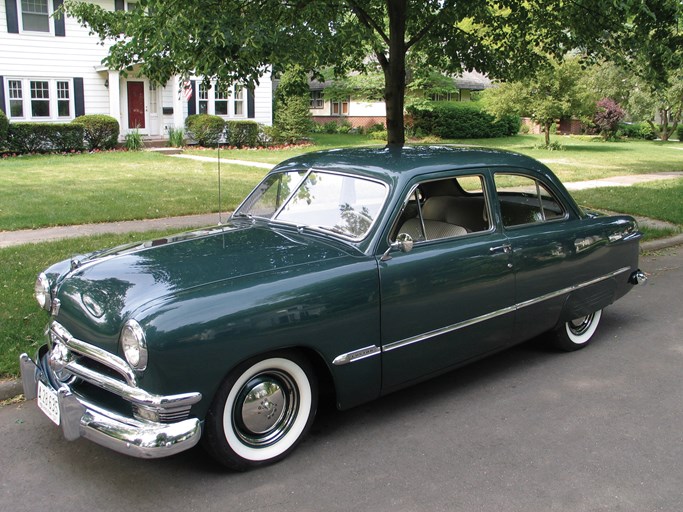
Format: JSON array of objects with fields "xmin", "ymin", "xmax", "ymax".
[
  {"xmin": 553, "ymin": 309, "xmax": 603, "ymax": 351},
  {"xmin": 203, "ymin": 352, "xmax": 318, "ymax": 470}
]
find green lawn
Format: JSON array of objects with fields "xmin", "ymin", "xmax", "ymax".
[
  {"xmin": 2, "ymin": 134, "xmax": 681, "ymax": 232},
  {"xmin": 572, "ymin": 178, "xmax": 683, "ymax": 225},
  {"xmin": 0, "ymin": 151, "xmax": 267, "ymax": 231}
]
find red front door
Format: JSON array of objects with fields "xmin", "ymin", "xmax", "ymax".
[{"xmin": 127, "ymin": 82, "xmax": 145, "ymax": 129}]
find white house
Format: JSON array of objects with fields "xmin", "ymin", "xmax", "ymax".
[{"xmin": 1, "ymin": 0, "xmax": 272, "ymax": 139}]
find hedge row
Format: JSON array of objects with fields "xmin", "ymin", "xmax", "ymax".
[
  {"xmin": 407, "ymin": 102, "xmax": 521, "ymax": 139},
  {"xmin": 184, "ymin": 114, "xmax": 261, "ymax": 147},
  {"xmin": 0, "ymin": 114, "xmax": 120, "ymax": 154}
]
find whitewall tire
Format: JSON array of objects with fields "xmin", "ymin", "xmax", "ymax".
[
  {"xmin": 553, "ymin": 309, "xmax": 603, "ymax": 351},
  {"xmin": 203, "ymin": 352, "xmax": 318, "ymax": 470}
]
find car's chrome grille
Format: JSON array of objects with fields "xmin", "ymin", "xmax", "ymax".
[{"xmin": 45, "ymin": 321, "xmax": 200, "ymax": 424}]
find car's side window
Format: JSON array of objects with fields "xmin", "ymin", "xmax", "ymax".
[
  {"xmin": 494, "ymin": 173, "xmax": 565, "ymax": 227},
  {"xmin": 393, "ymin": 174, "xmax": 491, "ymax": 242}
]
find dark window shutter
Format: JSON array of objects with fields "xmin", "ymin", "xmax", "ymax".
[
  {"xmin": 247, "ymin": 87, "xmax": 255, "ymax": 119},
  {"xmin": 73, "ymin": 77, "xmax": 85, "ymax": 117},
  {"xmin": 114, "ymin": 0, "xmax": 124, "ymax": 11},
  {"xmin": 0, "ymin": 76, "xmax": 6, "ymax": 114},
  {"xmin": 187, "ymin": 81, "xmax": 197, "ymax": 115},
  {"xmin": 5, "ymin": 0, "xmax": 19, "ymax": 33},
  {"xmin": 53, "ymin": 0, "xmax": 65, "ymax": 36}
]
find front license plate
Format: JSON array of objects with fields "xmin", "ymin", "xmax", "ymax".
[{"xmin": 37, "ymin": 381, "xmax": 60, "ymax": 426}]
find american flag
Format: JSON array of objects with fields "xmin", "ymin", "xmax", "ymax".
[{"xmin": 183, "ymin": 80, "xmax": 193, "ymax": 101}]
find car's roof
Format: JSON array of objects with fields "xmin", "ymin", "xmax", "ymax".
[{"xmin": 271, "ymin": 145, "xmax": 553, "ymax": 186}]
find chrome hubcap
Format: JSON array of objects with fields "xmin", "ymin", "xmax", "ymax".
[
  {"xmin": 568, "ymin": 313, "xmax": 593, "ymax": 336},
  {"xmin": 233, "ymin": 371, "xmax": 298, "ymax": 447}
]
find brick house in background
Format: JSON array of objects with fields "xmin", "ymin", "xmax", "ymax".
[
  {"xmin": 1, "ymin": 0, "xmax": 272, "ymax": 140},
  {"xmin": 309, "ymin": 70, "xmax": 493, "ymax": 129}
]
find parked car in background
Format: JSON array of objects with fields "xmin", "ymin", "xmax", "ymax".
[{"xmin": 21, "ymin": 145, "xmax": 646, "ymax": 470}]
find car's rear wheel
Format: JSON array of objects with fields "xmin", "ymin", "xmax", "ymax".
[
  {"xmin": 553, "ymin": 309, "xmax": 603, "ymax": 351},
  {"xmin": 203, "ymin": 352, "xmax": 318, "ymax": 470}
]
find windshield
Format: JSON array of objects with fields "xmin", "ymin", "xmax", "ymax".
[{"xmin": 235, "ymin": 170, "xmax": 388, "ymax": 240}]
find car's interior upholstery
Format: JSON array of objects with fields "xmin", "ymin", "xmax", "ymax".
[{"xmin": 399, "ymin": 196, "xmax": 472, "ymax": 240}]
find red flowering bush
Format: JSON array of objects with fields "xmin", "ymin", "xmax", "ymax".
[{"xmin": 594, "ymin": 98, "xmax": 626, "ymax": 140}]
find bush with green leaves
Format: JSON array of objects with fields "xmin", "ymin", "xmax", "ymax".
[
  {"xmin": 185, "ymin": 114, "xmax": 225, "ymax": 146},
  {"xmin": 124, "ymin": 129, "xmax": 144, "ymax": 151},
  {"xmin": 167, "ymin": 127, "xmax": 185, "ymax": 147},
  {"xmin": 0, "ymin": 109, "xmax": 9, "ymax": 149},
  {"xmin": 225, "ymin": 121, "xmax": 260, "ymax": 147},
  {"xmin": 407, "ymin": 103, "xmax": 520, "ymax": 139},
  {"xmin": 6, "ymin": 123, "xmax": 85, "ymax": 154},
  {"xmin": 272, "ymin": 95, "xmax": 313, "ymax": 144},
  {"xmin": 72, "ymin": 114, "xmax": 120, "ymax": 150},
  {"xmin": 618, "ymin": 122, "xmax": 656, "ymax": 140},
  {"xmin": 676, "ymin": 124, "xmax": 683, "ymax": 141}
]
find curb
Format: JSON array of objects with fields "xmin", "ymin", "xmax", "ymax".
[
  {"xmin": 2, "ymin": 234, "xmax": 681, "ymax": 404},
  {"xmin": 0, "ymin": 379, "xmax": 23, "ymax": 402}
]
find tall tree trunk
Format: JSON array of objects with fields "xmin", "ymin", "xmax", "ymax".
[
  {"xmin": 544, "ymin": 123, "xmax": 551, "ymax": 146},
  {"xmin": 660, "ymin": 108, "xmax": 670, "ymax": 141},
  {"xmin": 383, "ymin": 0, "xmax": 407, "ymax": 146}
]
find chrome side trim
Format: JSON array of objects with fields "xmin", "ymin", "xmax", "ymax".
[
  {"xmin": 332, "ymin": 345, "xmax": 381, "ymax": 366},
  {"xmin": 50, "ymin": 321, "xmax": 138, "ymax": 387},
  {"xmin": 383, "ymin": 266, "xmax": 631, "ymax": 354}
]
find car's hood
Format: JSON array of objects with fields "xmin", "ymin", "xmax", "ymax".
[{"xmin": 53, "ymin": 221, "xmax": 355, "ymax": 341}]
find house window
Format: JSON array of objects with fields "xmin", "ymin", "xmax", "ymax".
[
  {"xmin": 331, "ymin": 98, "xmax": 349, "ymax": 116},
  {"xmin": 57, "ymin": 81, "xmax": 70, "ymax": 117},
  {"xmin": 126, "ymin": 1, "xmax": 139, "ymax": 11},
  {"xmin": 429, "ymin": 92, "xmax": 460, "ymax": 102},
  {"xmin": 8, "ymin": 80, "xmax": 24, "ymax": 118},
  {"xmin": 21, "ymin": 0, "xmax": 50, "ymax": 32},
  {"xmin": 234, "ymin": 86, "xmax": 244, "ymax": 116},
  {"xmin": 30, "ymin": 80, "xmax": 50, "ymax": 117},
  {"xmin": 310, "ymin": 91, "xmax": 324, "ymax": 109},
  {"xmin": 198, "ymin": 84, "xmax": 209, "ymax": 114},
  {"xmin": 215, "ymin": 84, "xmax": 229, "ymax": 115}
]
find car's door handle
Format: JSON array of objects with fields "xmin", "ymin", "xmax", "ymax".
[{"xmin": 489, "ymin": 244, "xmax": 512, "ymax": 254}]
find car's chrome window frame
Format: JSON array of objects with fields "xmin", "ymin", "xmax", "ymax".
[
  {"xmin": 387, "ymin": 173, "xmax": 495, "ymax": 246},
  {"xmin": 238, "ymin": 168, "xmax": 389, "ymax": 243},
  {"xmin": 493, "ymin": 172, "xmax": 569, "ymax": 229}
]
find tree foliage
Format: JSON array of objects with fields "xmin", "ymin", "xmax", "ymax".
[
  {"xmin": 64, "ymin": 0, "xmax": 682, "ymax": 145},
  {"xmin": 593, "ymin": 98, "xmax": 626, "ymax": 140},
  {"xmin": 483, "ymin": 57, "xmax": 593, "ymax": 146}
]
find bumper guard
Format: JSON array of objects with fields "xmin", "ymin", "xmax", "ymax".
[{"xmin": 19, "ymin": 351, "xmax": 202, "ymax": 459}]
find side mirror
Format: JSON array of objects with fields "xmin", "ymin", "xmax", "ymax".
[{"xmin": 380, "ymin": 233, "xmax": 414, "ymax": 261}]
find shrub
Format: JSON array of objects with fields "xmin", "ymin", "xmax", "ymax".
[
  {"xmin": 272, "ymin": 95, "xmax": 313, "ymax": 144},
  {"xmin": 6, "ymin": 123, "xmax": 84, "ymax": 154},
  {"xmin": 225, "ymin": 120, "xmax": 260, "ymax": 147},
  {"xmin": 407, "ymin": 103, "xmax": 520, "ymax": 139},
  {"xmin": 322, "ymin": 121, "xmax": 340, "ymax": 134},
  {"xmin": 185, "ymin": 114, "xmax": 225, "ymax": 146},
  {"xmin": 677, "ymin": 124, "xmax": 683, "ymax": 142},
  {"xmin": 124, "ymin": 129, "xmax": 144, "ymax": 151},
  {"xmin": 167, "ymin": 127, "xmax": 185, "ymax": 147},
  {"xmin": 0, "ymin": 109, "xmax": 9, "ymax": 149},
  {"xmin": 367, "ymin": 122, "xmax": 385, "ymax": 134},
  {"xmin": 369, "ymin": 130, "xmax": 387, "ymax": 141},
  {"xmin": 618, "ymin": 122, "xmax": 656, "ymax": 140},
  {"xmin": 72, "ymin": 114, "xmax": 120, "ymax": 150},
  {"xmin": 594, "ymin": 98, "xmax": 626, "ymax": 140}
]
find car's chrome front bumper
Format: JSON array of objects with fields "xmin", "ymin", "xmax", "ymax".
[{"xmin": 19, "ymin": 350, "xmax": 202, "ymax": 459}]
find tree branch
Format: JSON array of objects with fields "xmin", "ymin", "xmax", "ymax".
[{"xmin": 346, "ymin": 0, "xmax": 390, "ymax": 46}]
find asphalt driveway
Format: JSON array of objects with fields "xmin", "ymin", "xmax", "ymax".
[{"xmin": 1, "ymin": 248, "xmax": 681, "ymax": 512}]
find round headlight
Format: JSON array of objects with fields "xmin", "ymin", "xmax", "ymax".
[
  {"xmin": 120, "ymin": 319, "xmax": 148, "ymax": 370},
  {"xmin": 35, "ymin": 272, "xmax": 52, "ymax": 311}
]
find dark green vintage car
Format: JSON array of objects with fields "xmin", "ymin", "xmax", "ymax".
[{"xmin": 21, "ymin": 146, "xmax": 646, "ymax": 470}]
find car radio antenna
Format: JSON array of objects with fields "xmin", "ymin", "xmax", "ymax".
[{"xmin": 217, "ymin": 145, "xmax": 223, "ymax": 225}]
